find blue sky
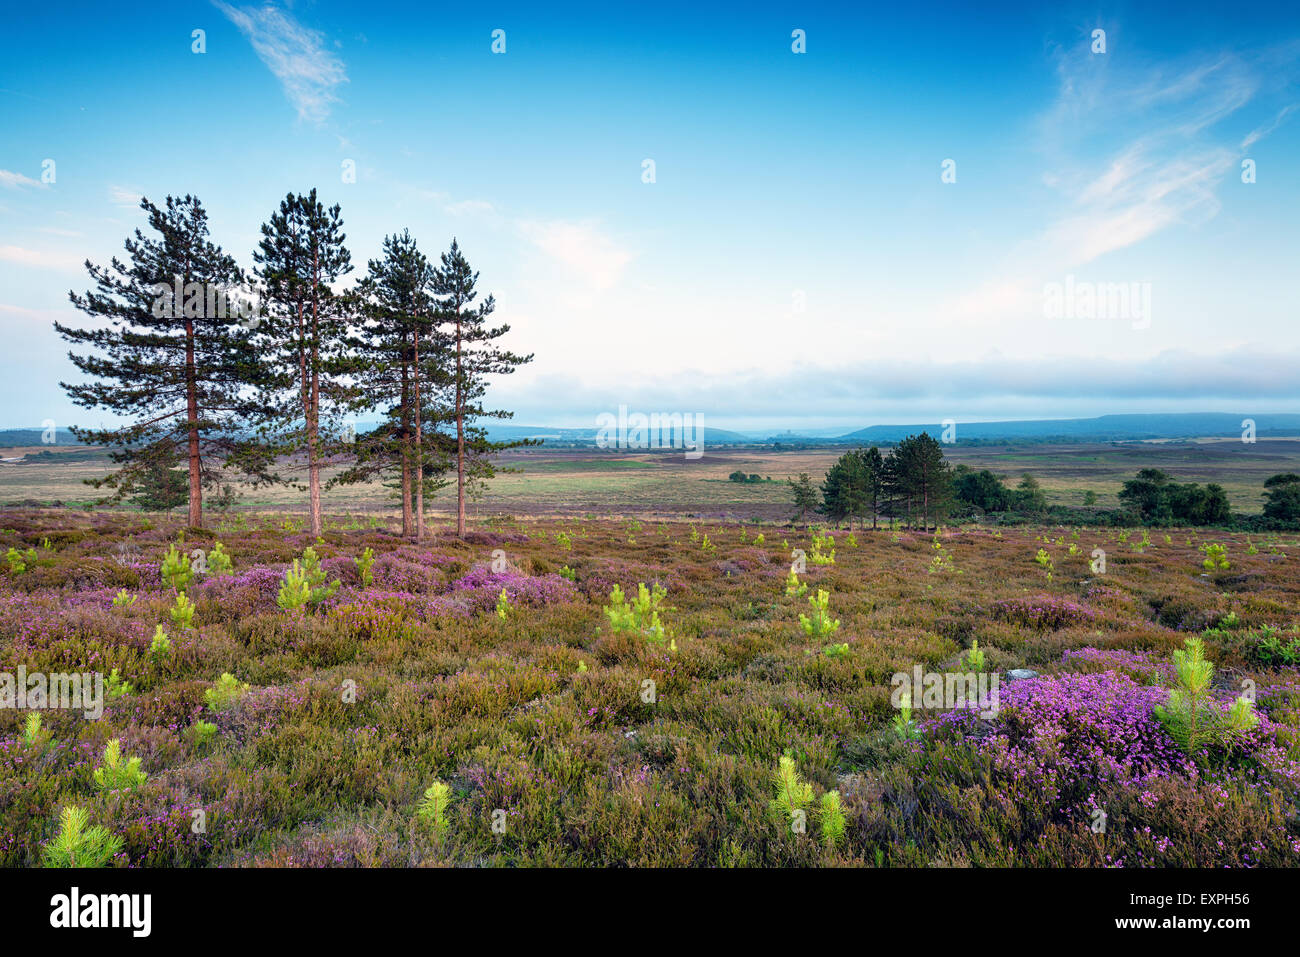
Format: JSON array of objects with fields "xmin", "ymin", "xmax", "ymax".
[{"xmin": 1, "ymin": 0, "xmax": 1298, "ymax": 431}]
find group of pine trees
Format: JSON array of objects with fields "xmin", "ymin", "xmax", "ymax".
[
  {"xmin": 951, "ymin": 468, "xmax": 1047, "ymax": 515},
  {"xmin": 793, "ymin": 444, "xmax": 1300, "ymax": 531},
  {"xmin": 1263, "ymin": 473, "xmax": 1300, "ymax": 525},
  {"xmin": 788, "ymin": 432, "xmax": 953, "ymax": 530},
  {"xmin": 1114, "ymin": 469, "xmax": 1300, "ymax": 527},
  {"xmin": 1117, "ymin": 468, "xmax": 1232, "ymax": 526},
  {"xmin": 55, "ymin": 192, "xmax": 531, "ymax": 539}
]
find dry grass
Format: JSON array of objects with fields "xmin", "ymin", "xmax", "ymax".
[{"xmin": 5, "ymin": 437, "xmax": 1298, "ymax": 521}]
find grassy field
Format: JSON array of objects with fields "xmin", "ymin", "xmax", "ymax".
[
  {"xmin": 2, "ymin": 437, "xmax": 1296, "ymax": 521},
  {"xmin": 2, "ymin": 508, "xmax": 1299, "ymax": 867}
]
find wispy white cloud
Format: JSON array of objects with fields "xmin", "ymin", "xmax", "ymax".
[
  {"xmin": 517, "ymin": 219, "xmax": 633, "ymax": 291},
  {"xmin": 1242, "ymin": 103, "xmax": 1298, "ymax": 149},
  {"xmin": 0, "ymin": 302, "xmax": 68, "ymax": 322},
  {"xmin": 213, "ymin": 1, "xmax": 347, "ymax": 124},
  {"xmin": 1040, "ymin": 51, "xmax": 1262, "ymax": 266},
  {"xmin": 0, "ymin": 246, "xmax": 82, "ymax": 271},
  {"xmin": 445, "ymin": 199, "xmax": 497, "ymax": 218},
  {"xmin": 0, "ymin": 169, "xmax": 43, "ymax": 189},
  {"xmin": 1047, "ymin": 146, "xmax": 1233, "ymax": 265},
  {"xmin": 947, "ymin": 42, "xmax": 1293, "ymax": 323},
  {"xmin": 108, "ymin": 185, "xmax": 143, "ymax": 208},
  {"xmin": 386, "ymin": 182, "xmax": 631, "ymax": 304},
  {"xmin": 398, "ymin": 186, "xmax": 501, "ymax": 223}
]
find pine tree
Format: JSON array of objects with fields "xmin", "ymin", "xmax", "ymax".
[
  {"xmin": 1263, "ymin": 474, "xmax": 1300, "ymax": 526},
  {"xmin": 820, "ymin": 458, "xmax": 852, "ymax": 528},
  {"xmin": 881, "ymin": 446, "xmax": 906, "ymax": 526},
  {"xmin": 890, "ymin": 433, "xmax": 952, "ymax": 531},
  {"xmin": 57, "ymin": 195, "xmax": 273, "ymax": 527},
  {"xmin": 127, "ymin": 447, "xmax": 189, "ymax": 512},
  {"xmin": 788, "ymin": 472, "xmax": 819, "ymax": 523},
  {"xmin": 352, "ymin": 231, "xmax": 421, "ymax": 537},
  {"xmin": 253, "ymin": 189, "xmax": 356, "ymax": 538},
  {"xmin": 1153, "ymin": 636, "xmax": 1259, "ymax": 762},
  {"xmin": 861, "ymin": 445, "xmax": 886, "ymax": 530},
  {"xmin": 335, "ymin": 232, "xmax": 447, "ymax": 537},
  {"xmin": 431, "ymin": 240, "xmax": 534, "ymax": 538},
  {"xmin": 821, "ymin": 449, "xmax": 868, "ymax": 529},
  {"xmin": 1015, "ymin": 473, "xmax": 1048, "ymax": 514}
]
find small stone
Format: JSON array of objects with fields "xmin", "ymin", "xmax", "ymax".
[{"xmin": 1005, "ymin": 669, "xmax": 1039, "ymax": 682}]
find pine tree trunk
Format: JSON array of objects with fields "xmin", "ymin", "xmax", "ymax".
[
  {"xmin": 307, "ymin": 257, "xmax": 322, "ymax": 538},
  {"xmin": 308, "ymin": 400, "xmax": 321, "ymax": 535},
  {"xmin": 413, "ymin": 320, "xmax": 424, "ymax": 542},
  {"xmin": 455, "ymin": 316, "xmax": 466, "ymax": 538},
  {"xmin": 295, "ymin": 299, "xmax": 313, "ymax": 533},
  {"xmin": 399, "ymin": 358, "xmax": 412, "ymax": 538},
  {"xmin": 184, "ymin": 315, "xmax": 202, "ymax": 529}
]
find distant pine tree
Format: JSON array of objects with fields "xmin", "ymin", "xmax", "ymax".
[
  {"xmin": 860, "ymin": 445, "xmax": 886, "ymax": 529},
  {"xmin": 1263, "ymin": 476, "xmax": 1300, "ymax": 526},
  {"xmin": 788, "ymin": 472, "xmax": 819, "ymax": 522},
  {"xmin": 821, "ymin": 449, "xmax": 869, "ymax": 529},
  {"xmin": 127, "ymin": 448, "xmax": 188, "ymax": 512},
  {"xmin": 889, "ymin": 433, "xmax": 952, "ymax": 530},
  {"xmin": 952, "ymin": 466, "xmax": 1012, "ymax": 515}
]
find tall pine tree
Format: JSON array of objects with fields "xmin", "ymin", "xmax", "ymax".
[
  {"xmin": 340, "ymin": 231, "xmax": 451, "ymax": 539},
  {"xmin": 253, "ymin": 189, "xmax": 355, "ymax": 537},
  {"xmin": 432, "ymin": 240, "xmax": 533, "ymax": 538},
  {"xmin": 57, "ymin": 195, "xmax": 272, "ymax": 527}
]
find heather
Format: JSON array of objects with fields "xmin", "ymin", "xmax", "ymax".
[
  {"xmin": 992, "ymin": 595, "xmax": 1099, "ymax": 630},
  {"xmin": 2, "ymin": 511, "xmax": 1299, "ymax": 867}
]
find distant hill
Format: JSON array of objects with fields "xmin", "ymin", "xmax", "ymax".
[
  {"xmin": 482, "ymin": 424, "xmax": 753, "ymax": 446},
  {"xmin": 0, "ymin": 428, "xmax": 83, "ymax": 448},
  {"xmin": 455, "ymin": 415, "xmax": 1300, "ymax": 446},
  {"xmin": 836, "ymin": 413, "xmax": 1300, "ymax": 444}
]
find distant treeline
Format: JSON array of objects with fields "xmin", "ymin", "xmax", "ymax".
[{"xmin": 791, "ymin": 437, "xmax": 1300, "ymax": 530}]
